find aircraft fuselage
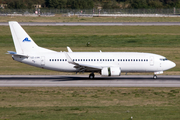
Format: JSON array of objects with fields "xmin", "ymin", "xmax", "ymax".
[{"xmin": 13, "ymin": 52, "xmax": 175, "ymax": 73}]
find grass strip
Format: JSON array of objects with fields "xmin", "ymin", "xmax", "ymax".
[
  {"xmin": 2, "ymin": 15, "xmax": 180, "ymax": 22},
  {"xmin": 0, "ymin": 87, "xmax": 180, "ymax": 120}
]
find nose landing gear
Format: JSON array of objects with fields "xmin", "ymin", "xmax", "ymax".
[{"xmin": 153, "ymin": 75, "xmax": 157, "ymax": 79}]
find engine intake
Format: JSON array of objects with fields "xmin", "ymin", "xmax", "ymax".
[{"xmin": 101, "ymin": 67, "xmax": 121, "ymax": 76}]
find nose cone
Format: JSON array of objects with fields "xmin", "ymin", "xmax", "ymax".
[
  {"xmin": 167, "ymin": 61, "xmax": 176, "ymax": 70},
  {"xmin": 161, "ymin": 60, "xmax": 176, "ymax": 71},
  {"xmin": 172, "ymin": 61, "xmax": 176, "ymax": 68}
]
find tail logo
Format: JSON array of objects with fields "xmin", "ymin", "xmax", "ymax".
[{"xmin": 22, "ymin": 37, "xmax": 31, "ymax": 42}]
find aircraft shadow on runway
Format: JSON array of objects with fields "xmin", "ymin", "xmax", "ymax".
[{"xmin": 0, "ymin": 76, "xmax": 179, "ymax": 81}]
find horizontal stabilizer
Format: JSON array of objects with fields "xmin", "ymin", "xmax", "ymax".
[{"xmin": 6, "ymin": 51, "xmax": 28, "ymax": 57}]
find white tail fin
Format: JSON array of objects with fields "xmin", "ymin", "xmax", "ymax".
[
  {"xmin": 9, "ymin": 21, "xmax": 54, "ymax": 54},
  {"xmin": 9, "ymin": 21, "xmax": 38, "ymax": 54}
]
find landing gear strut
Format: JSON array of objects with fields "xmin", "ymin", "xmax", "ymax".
[
  {"xmin": 89, "ymin": 73, "xmax": 95, "ymax": 79},
  {"xmin": 153, "ymin": 75, "xmax": 157, "ymax": 79}
]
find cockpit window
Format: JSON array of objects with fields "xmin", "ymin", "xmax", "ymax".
[{"xmin": 160, "ymin": 58, "xmax": 168, "ymax": 61}]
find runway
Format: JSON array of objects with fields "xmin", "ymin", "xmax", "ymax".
[
  {"xmin": 0, "ymin": 75, "xmax": 180, "ymax": 87},
  {"xmin": 1, "ymin": 22, "xmax": 180, "ymax": 26}
]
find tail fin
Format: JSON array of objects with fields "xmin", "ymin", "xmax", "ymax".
[{"xmin": 9, "ymin": 21, "xmax": 39, "ymax": 54}]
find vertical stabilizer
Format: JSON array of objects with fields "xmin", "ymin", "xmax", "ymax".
[{"xmin": 9, "ymin": 21, "xmax": 39, "ymax": 54}]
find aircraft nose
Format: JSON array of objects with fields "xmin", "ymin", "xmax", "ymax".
[
  {"xmin": 171, "ymin": 61, "xmax": 176, "ymax": 68},
  {"xmin": 162, "ymin": 60, "xmax": 176, "ymax": 71},
  {"xmin": 169, "ymin": 61, "xmax": 176, "ymax": 69}
]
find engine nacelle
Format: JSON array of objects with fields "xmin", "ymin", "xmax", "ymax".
[{"xmin": 101, "ymin": 67, "xmax": 121, "ymax": 76}]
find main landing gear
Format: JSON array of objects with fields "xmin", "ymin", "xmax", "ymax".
[
  {"xmin": 153, "ymin": 75, "xmax": 157, "ymax": 79},
  {"xmin": 89, "ymin": 73, "xmax": 95, "ymax": 79}
]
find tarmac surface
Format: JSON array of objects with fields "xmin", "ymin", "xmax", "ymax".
[
  {"xmin": 0, "ymin": 75, "xmax": 180, "ymax": 87},
  {"xmin": 1, "ymin": 22, "xmax": 180, "ymax": 26}
]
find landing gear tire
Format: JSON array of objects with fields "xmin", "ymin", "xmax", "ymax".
[
  {"xmin": 89, "ymin": 73, "xmax": 95, "ymax": 79},
  {"xmin": 153, "ymin": 75, "xmax": 157, "ymax": 79}
]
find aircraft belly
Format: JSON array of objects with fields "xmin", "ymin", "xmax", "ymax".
[
  {"xmin": 120, "ymin": 63, "xmax": 146, "ymax": 72},
  {"xmin": 44, "ymin": 62, "xmax": 77, "ymax": 72}
]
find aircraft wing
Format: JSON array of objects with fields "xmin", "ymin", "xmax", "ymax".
[
  {"xmin": 64, "ymin": 52, "xmax": 102, "ymax": 72},
  {"xmin": 77, "ymin": 63, "xmax": 102, "ymax": 70}
]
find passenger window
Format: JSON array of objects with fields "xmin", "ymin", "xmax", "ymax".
[
  {"xmin": 100, "ymin": 59, "xmax": 102, "ymax": 61},
  {"xmin": 52, "ymin": 59, "xmax": 54, "ymax": 61},
  {"xmin": 97, "ymin": 59, "xmax": 99, "ymax": 61},
  {"xmin": 113, "ymin": 59, "xmax": 114, "ymax": 61},
  {"xmin": 49, "ymin": 59, "xmax": 51, "ymax": 61},
  {"xmin": 94, "ymin": 59, "xmax": 96, "ymax": 61},
  {"xmin": 128, "ymin": 59, "xmax": 130, "ymax": 61}
]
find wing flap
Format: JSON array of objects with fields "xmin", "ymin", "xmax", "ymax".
[{"xmin": 77, "ymin": 63, "xmax": 102, "ymax": 70}]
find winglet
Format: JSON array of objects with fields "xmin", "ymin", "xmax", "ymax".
[
  {"xmin": 67, "ymin": 46, "xmax": 73, "ymax": 52},
  {"xmin": 64, "ymin": 52, "xmax": 75, "ymax": 64}
]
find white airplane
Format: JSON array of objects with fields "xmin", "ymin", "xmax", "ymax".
[{"xmin": 7, "ymin": 21, "xmax": 176, "ymax": 79}]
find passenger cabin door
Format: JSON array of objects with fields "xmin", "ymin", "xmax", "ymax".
[
  {"xmin": 149, "ymin": 56, "xmax": 154, "ymax": 66},
  {"xmin": 41, "ymin": 56, "xmax": 45, "ymax": 66}
]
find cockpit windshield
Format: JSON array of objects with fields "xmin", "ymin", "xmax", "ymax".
[{"xmin": 160, "ymin": 58, "xmax": 168, "ymax": 61}]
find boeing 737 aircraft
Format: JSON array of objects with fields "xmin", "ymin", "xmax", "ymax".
[{"xmin": 7, "ymin": 21, "xmax": 176, "ymax": 79}]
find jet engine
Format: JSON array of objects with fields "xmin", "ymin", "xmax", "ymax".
[{"xmin": 101, "ymin": 67, "xmax": 121, "ymax": 76}]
